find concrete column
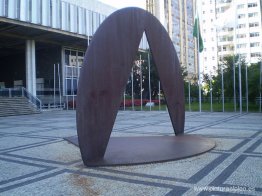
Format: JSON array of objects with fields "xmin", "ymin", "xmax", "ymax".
[{"xmin": 26, "ymin": 40, "xmax": 36, "ymax": 96}]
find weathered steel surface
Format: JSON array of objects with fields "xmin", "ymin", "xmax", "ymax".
[
  {"xmin": 77, "ymin": 8, "xmax": 185, "ymax": 165},
  {"xmin": 65, "ymin": 135, "xmax": 215, "ymax": 166}
]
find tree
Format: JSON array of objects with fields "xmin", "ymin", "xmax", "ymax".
[
  {"xmin": 211, "ymin": 55, "xmax": 247, "ymax": 103},
  {"xmin": 248, "ymin": 61, "xmax": 262, "ymax": 102},
  {"xmin": 125, "ymin": 50, "xmax": 160, "ymax": 100},
  {"xmin": 202, "ymin": 73, "xmax": 214, "ymax": 97}
]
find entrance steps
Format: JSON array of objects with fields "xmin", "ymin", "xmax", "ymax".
[{"xmin": 0, "ymin": 97, "xmax": 40, "ymax": 117}]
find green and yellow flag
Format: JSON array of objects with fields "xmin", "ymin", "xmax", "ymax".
[{"xmin": 193, "ymin": 15, "xmax": 204, "ymax": 53}]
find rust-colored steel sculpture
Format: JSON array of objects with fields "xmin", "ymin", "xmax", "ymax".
[{"xmin": 76, "ymin": 8, "xmax": 214, "ymax": 166}]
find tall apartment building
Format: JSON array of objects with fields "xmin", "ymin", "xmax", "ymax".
[
  {"xmin": 146, "ymin": 0, "xmax": 197, "ymax": 77},
  {"xmin": 146, "ymin": 0, "xmax": 166, "ymax": 25},
  {"xmin": 200, "ymin": 0, "xmax": 262, "ymax": 75}
]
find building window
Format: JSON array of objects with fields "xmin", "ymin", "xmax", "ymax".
[
  {"xmin": 251, "ymin": 53, "xmax": 261, "ymax": 57},
  {"xmin": 248, "ymin": 3, "xmax": 257, "ymax": 8},
  {"xmin": 220, "ymin": 6, "xmax": 226, "ymax": 13},
  {"xmin": 219, "ymin": 36, "xmax": 232, "ymax": 42},
  {"xmin": 250, "ymin": 32, "xmax": 260, "ymax": 37},
  {"xmin": 248, "ymin": 12, "xmax": 258, "ymax": 17},
  {"xmin": 237, "ymin": 43, "xmax": 247, "ymax": 48},
  {"xmin": 212, "ymin": 56, "xmax": 215, "ymax": 60},
  {"xmin": 237, "ymin": 4, "xmax": 244, "ymax": 9},
  {"xmin": 238, "ymin": 14, "xmax": 245, "ymax": 19},
  {"xmin": 237, "ymin": 24, "xmax": 246, "ymax": 28},
  {"xmin": 219, "ymin": 36, "xmax": 226, "ymax": 42},
  {"xmin": 239, "ymin": 53, "xmax": 247, "ymax": 58},
  {"xmin": 249, "ymin": 22, "xmax": 259, "ymax": 27},
  {"xmin": 218, "ymin": 0, "xmax": 232, "ymax": 3},
  {"xmin": 227, "ymin": 36, "xmax": 233, "ymax": 41},
  {"xmin": 237, "ymin": 34, "xmax": 246, "ymax": 38},
  {"xmin": 250, "ymin": 42, "xmax": 260, "ymax": 47},
  {"xmin": 63, "ymin": 48, "xmax": 84, "ymax": 96}
]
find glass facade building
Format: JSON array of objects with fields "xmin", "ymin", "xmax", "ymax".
[{"xmin": 0, "ymin": 0, "xmax": 148, "ymax": 104}]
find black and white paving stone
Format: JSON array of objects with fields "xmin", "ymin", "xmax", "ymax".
[{"xmin": 0, "ymin": 111, "xmax": 261, "ymax": 195}]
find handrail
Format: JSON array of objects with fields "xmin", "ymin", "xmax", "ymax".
[
  {"xmin": 0, "ymin": 87, "xmax": 42, "ymax": 111},
  {"xmin": 21, "ymin": 87, "xmax": 42, "ymax": 111}
]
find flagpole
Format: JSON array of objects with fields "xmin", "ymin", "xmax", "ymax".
[
  {"xmin": 148, "ymin": 52, "xmax": 152, "ymax": 111},
  {"xmin": 210, "ymin": 73, "xmax": 213, "ymax": 112},
  {"xmin": 259, "ymin": 60, "xmax": 262, "ymax": 113},
  {"xmin": 197, "ymin": 18, "xmax": 202, "ymax": 112},
  {"xmin": 188, "ymin": 79, "xmax": 191, "ymax": 111},
  {"xmin": 221, "ymin": 65, "xmax": 224, "ymax": 112},
  {"xmin": 193, "ymin": 0, "xmax": 202, "ymax": 112},
  {"xmin": 58, "ymin": 63, "xmax": 62, "ymax": 108},
  {"xmin": 233, "ymin": 0, "xmax": 242, "ymax": 114},
  {"xmin": 215, "ymin": 0, "xmax": 237, "ymax": 111},
  {"xmin": 158, "ymin": 81, "xmax": 161, "ymax": 111},
  {"xmin": 238, "ymin": 59, "xmax": 242, "ymax": 113},
  {"xmin": 53, "ymin": 64, "xmax": 56, "ymax": 107},
  {"xmin": 131, "ymin": 67, "xmax": 134, "ymax": 111},
  {"xmin": 65, "ymin": 65, "xmax": 68, "ymax": 110},
  {"xmin": 233, "ymin": 0, "xmax": 237, "ymax": 112},
  {"xmin": 124, "ymin": 90, "xmax": 126, "ymax": 111},
  {"xmin": 139, "ymin": 55, "xmax": 143, "ymax": 111},
  {"xmin": 245, "ymin": 63, "xmax": 248, "ymax": 112},
  {"xmin": 233, "ymin": 57, "xmax": 236, "ymax": 112},
  {"xmin": 71, "ymin": 63, "xmax": 74, "ymax": 110}
]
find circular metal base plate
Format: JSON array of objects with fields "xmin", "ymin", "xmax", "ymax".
[{"xmin": 65, "ymin": 134, "xmax": 215, "ymax": 167}]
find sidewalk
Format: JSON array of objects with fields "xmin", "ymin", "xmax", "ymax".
[{"xmin": 0, "ymin": 111, "xmax": 261, "ymax": 195}]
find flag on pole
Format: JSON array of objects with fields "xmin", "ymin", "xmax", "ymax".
[{"xmin": 193, "ymin": 15, "xmax": 204, "ymax": 53}]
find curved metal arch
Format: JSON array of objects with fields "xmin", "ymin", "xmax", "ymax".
[{"xmin": 77, "ymin": 7, "xmax": 185, "ymax": 163}]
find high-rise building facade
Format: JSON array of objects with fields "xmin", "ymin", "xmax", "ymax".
[
  {"xmin": 165, "ymin": 0, "xmax": 196, "ymax": 76},
  {"xmin": 146, "ymin": 0, "xmax": 197, "ymax": 77},
  {"xmin": 200, "ymin": 0, "xmax": 262, "ymax": 75},
  {"xmin": 146, "ymin": 0, "xmax": 166, "ymax": 25}
]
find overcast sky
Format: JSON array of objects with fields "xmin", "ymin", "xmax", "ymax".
[{"xmin": 99, "ymin": 0, "xmax": 146, "ymax": 9}]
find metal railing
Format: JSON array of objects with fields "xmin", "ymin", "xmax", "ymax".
[{"xmin": 0, "ymin": 87, "xmax": 42, "ymax": 111}]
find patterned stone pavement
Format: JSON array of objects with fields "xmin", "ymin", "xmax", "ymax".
[{"xmin": 0, "ymin": 111, "xmax": 261, "ymax": 195}]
